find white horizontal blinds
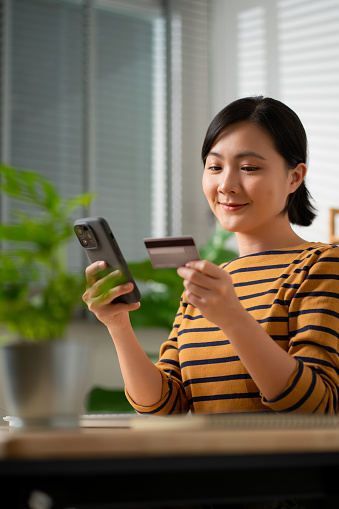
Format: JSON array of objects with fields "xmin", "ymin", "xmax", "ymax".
[
  {"xmin": 93, "ymin": 4, "xmax": 163, "ymax": 261},
  {"xmin": 3, "ymin": 0, "xmax": 211, "ymax": 266},
  {"xmin": 170, "ymin": 0, "xmax": 210, "ymax": 244},
  {"xmin": 277, "ymin": 0, "xmax": 339, "ymax": 242},
  {"xmin": 0, "ymin": 0, "xmax": 10, "ymax": 169},
  {"xmin": 237, "ymin": 5, "xmax": 267, "ymax": 97},
  {"xmin": 4, "ymin": 0, "xmax": 167, "ymax": 266},
  {"xmin": 9, "ymin": 0, "xmax": 84, "ymax": 199},
  {"xmin": 97, "ymin": 0, "xmax": 161, "ymax": 17}
]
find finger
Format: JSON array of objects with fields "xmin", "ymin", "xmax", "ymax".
[
  {"xmin": 83, "ymin": 272, "xmax": 121, "ymax": 303},
  {"xmin": 89, "ymin": 269, "xmax": 122, "ymax": 296},
  {"xmin": 185, "ymin": 259, "xmax": 221, "ymax": 277},
  {"xmin": 180, "ymin": 270, "xmax": 213, "ymax": 293},
  {"xmin": 184, "ymin": 285, "xmax": 210, "ymax": 311},
  {"xmin": 183, "ymin": 279, "xmax": 212, "ymax": 300},
  {"xmin": 85, "ymin": 261, "xmax": 107, "ymax": 286},
  {"xmin": 178, "ymin": 262, "xmax": 221, "ymax": 288},
  {"xmin": 88, "ymin": 292, "xmax": 140, "ymax": 315},
  {"xmin": 185, "ymin": 289, "xmax": 204, "ymax": 308},
  {"xmin": 85, "ymin": 281, "xmax": 136, "ymax": 308}
]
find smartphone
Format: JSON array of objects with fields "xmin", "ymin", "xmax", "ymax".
[
  {"xmin": 74, "ymin": 217, "xmax": 141, "ymax": 304},
  {"xmin": 144, "ymin": 236, "xmax": 200, "ymax": 269}
]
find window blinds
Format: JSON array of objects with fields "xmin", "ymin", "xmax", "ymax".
[
  {"xmin": 93, "ymin": 4, "xmax": 164, "ymax": 260},
  {"xmin": 170, "ymin": 0, "xmax": 210, "ymax": 244},
  {"xmin": 9, "ymin": 0, "xmax": 84, "ymax": 201},
  {"xmin": 1, "ymin": 0, "xmax": 164, "ymax": 266},
  {"xmin": 277, "ymin": 0, "xmax": 339, "ymax": 242},
  {"xmin": 211, "ymin": 0, "xmax": 339, "ymax": 244},
  {"xmin": 237, "ymin": 6, "xmax": 267, "ymax": 98},
  {"xmin": 1, "ymin": 0, "xmax": 210, "ymax": 268}
]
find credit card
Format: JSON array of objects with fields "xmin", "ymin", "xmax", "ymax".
[{"xmin": 144, "ymin": 236, "xmax": 200, "ymax": 269}]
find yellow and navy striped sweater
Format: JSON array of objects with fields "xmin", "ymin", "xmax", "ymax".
[{"xmin": 127, "ymin": 242, "xmax": 339, "ymax": 414}]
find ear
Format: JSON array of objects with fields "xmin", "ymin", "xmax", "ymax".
[{"xmin": 289, "ymin": 163, "xmax": 307, "ymax": 194}]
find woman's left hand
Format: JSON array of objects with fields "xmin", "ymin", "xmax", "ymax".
[{"xmin": 177, "ymin": 260, "xmax": 241, "ymax": 328}]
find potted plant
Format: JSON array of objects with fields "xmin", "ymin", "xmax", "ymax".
[{"xmin": 0, "ymin": 163, "xmax": 93, "ymax": 427}]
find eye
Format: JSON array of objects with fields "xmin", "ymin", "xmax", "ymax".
[
  {"xmin": 242, "ymin": 166, "xmax": 259, "ymax": 172},
  {"xmin": 207, "ymin": 165, "xmax": 222, "ymax": 172}
]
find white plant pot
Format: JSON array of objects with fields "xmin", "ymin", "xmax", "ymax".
[{"xmin": 0, "ymin": 341, "xmax": 90, "ymax": 428}]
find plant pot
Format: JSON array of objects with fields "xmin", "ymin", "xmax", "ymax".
[{"xmin": 0, "ymin": 341, "xmax": 91, "ymax": 428}]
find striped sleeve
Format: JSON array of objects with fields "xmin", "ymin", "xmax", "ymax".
[
  {"xmin": 262, "ymin": 248, "xmax": 339, "ymax": 414},
  {"xmin": 125, "ymin": 295, "xmax": 189, "ymax": 415}
]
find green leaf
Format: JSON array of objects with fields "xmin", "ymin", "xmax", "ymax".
[
  {"xmin": 0, "ymin": 164, "xmax": 59, "ymax": 211},
  {"xmin": 63, "ymin": 193, "xmax": 96, "ymax": 215},
  {"xmin": 0, "ymin": 163, "xmax": 94, "ymax": 342}
]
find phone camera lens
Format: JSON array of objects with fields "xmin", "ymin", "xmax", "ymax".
[
  {"xmin": 87, "ymin": 232, "xmax": 93, "ymax": 240},
  {"xmin": 76, "ymin": 227, "xmax": 83, "ymax": 236},
  {"xmin": 82, "ymin": 238, "xmax": 88, "ymax": 247}
]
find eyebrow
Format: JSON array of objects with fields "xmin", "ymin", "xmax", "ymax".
[{"xmin": 208, "ymin": 150, "xmax": 267, "ymax": 161}]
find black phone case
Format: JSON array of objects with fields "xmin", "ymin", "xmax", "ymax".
[{"xmin": 74, "ymin": 216, "xmax": 141, "ymax": 304}]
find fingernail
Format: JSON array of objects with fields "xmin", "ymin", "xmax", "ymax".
[{"xmin": 98, "ymin": 261, "xmax": 105, "ymax": 268}]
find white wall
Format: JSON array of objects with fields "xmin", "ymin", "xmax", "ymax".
[{"xmin": 209, "ymin": 0, "xmax": 339, "ymax": 244}]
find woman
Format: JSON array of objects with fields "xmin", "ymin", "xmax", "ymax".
[{"xmin": 83, "ymin": 96, "xmax": 339, "ymax": 415}]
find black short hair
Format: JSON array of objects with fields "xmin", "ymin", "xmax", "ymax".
[{"xmin": 201, "ymin": 96, "xmax": 316, "ymax": 227}]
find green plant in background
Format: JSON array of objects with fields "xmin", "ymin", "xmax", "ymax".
[
  {"xmin": 129, "ymin": 224, "xmax": 238, "ymax": 331},
  {"xmin": 0, "ymin": 164, "xmax": 93, "ymax": 343},
  {"xmin": 86, "ymin": 387, "xmax": 133, "ymax": 413}
]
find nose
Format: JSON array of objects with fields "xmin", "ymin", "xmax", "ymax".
[{"xmin": 217, "ymin": 167, "xmax": 240, "ymax": 195}]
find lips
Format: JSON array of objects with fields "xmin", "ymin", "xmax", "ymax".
[{"xmin": 220, "ymin": 202, "xmax": 247, "ymax": 211}]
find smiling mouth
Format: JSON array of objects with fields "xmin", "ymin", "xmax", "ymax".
[{"xmin": 220, "ymin": 202, "xmax": 247, "ymax": 211}]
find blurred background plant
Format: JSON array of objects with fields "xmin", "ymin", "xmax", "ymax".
[{"xmin": 0, "ymin": 164, "xmax": 93, "ymax": 343}]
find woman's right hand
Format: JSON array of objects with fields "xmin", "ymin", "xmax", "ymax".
[{"xmin": 82, "ymin": 261, "xmax": 140, "ymax": 329}]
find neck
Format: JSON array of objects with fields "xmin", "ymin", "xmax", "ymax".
[{"xmin": 235, "ymin": 222, "xmax": 307, "ymax": 257}]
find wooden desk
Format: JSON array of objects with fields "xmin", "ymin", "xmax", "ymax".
[{"xmin": 1, "ymin": 414, "xmax": 339, "ymax": 508}]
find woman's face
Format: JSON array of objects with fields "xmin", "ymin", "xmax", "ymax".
[{"xmin": 202, "ymin": 121, "xmax": 303, "ymax": 240}]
